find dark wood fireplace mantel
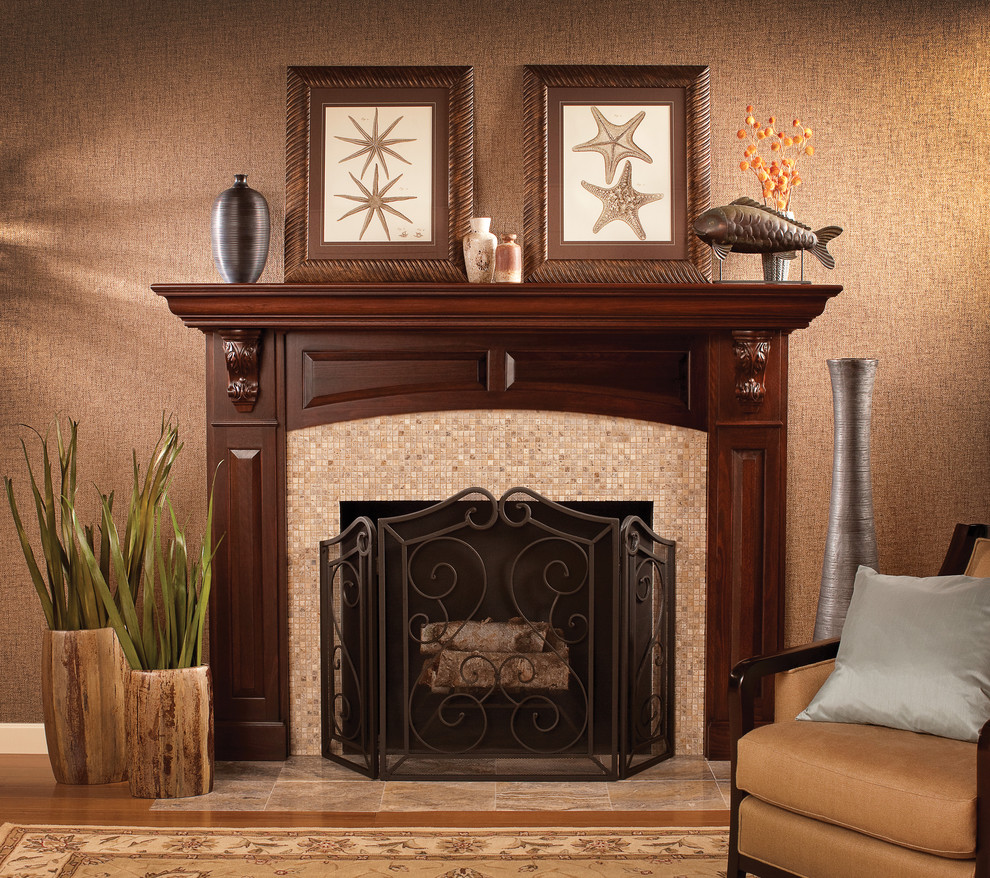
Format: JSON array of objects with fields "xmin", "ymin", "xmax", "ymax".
[{"xmin": 154, "ymin": 281, "xmax": 840, "ymax": 760}]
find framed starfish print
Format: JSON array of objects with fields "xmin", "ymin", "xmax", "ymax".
[
  {"xmin": 523, "ymin": 65, "xmax": 711, "ymax": 283},
  {"xmin": 285, "ymin": 66, "xmax": 474, "ymax": 282}
]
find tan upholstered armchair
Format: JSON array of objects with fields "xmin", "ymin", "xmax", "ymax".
[{"xmin": 728, "ymin": 524, "xmax": 990, "ymax": 878}]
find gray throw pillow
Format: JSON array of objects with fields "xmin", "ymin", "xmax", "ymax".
[{"xmin": 797, "ymin": 565, "xmax": 990, "ymax": 742}]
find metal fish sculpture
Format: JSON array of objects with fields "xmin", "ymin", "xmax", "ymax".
[{"xmin": 694, "ymin": 197, "xmax": 843, "ymax": 269}]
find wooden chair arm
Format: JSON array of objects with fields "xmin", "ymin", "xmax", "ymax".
[{"xmin": 728, "ymin": 638, "xmax": 840, "ymax": 762}]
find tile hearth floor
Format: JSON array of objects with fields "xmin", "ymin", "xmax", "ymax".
[{"xmin": 151, "ymin": 755, "xmax": 730, "ymax": 812}]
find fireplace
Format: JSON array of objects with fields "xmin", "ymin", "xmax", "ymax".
[
  {"xmin": 320, "ymin": 488, "xmax": 673, "ymax": 780},
  {"xmin": 154, "ymin": 280, "xmax": 841, "ymax": 760}
]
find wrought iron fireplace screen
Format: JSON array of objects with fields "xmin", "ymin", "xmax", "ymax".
[{"xmin": 320, "ymin": 487, "xmax": 674, "ymax": 781}]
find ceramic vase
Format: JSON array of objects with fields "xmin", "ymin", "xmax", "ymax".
[
  {"xmin": 41, "ymin": 628, "xmax": 128, "ymax": 784},
  {"xmin": 813, "ymin": 358, "xmax": 879, "ymax": 640},
  {"xmin": 462, "ymin": 217, "xmax": 498, "ymax": 283},
  {"xmin": 126, "ymin": 666, "xmax": 214, "ymax": 799},
  {"xmin": 210, "ymin": 174, "xmax": 270, "ymax": 283},
  {"xmin": 494, "ymin": 233, "xmax": 522, "ymax": 283}
]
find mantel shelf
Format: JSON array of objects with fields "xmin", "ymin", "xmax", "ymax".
[{"xmin": 153, "ymin": 282, "xmax": 841, "ymax": 331}]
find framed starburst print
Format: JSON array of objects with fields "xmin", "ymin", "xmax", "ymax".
[
  {"xmin": 285, "ymin": 66, "xmax": 474, "ymax": 282},
  {"xmin": 523, "ymin": 65, "xmax": 711, "ymax": 283}
]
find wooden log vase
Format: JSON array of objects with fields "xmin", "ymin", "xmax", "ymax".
[
  {"xmin": 41, "ymin": 628, "xmax": 128, "ymax": 785},
  {"xmin": 126, "ymin": 666, "xmax": 215, "ymax": 799}
]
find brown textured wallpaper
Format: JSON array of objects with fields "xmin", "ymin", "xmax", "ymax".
[{"xmin": 2, "ymin": 0, "xmax": 988, "ymax": 722}]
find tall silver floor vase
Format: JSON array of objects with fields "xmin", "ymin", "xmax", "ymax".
[{"xmin": 813, "ymin": 358, "xmax": 879, "ymax": 640}]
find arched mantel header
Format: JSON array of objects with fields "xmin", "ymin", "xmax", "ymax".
[{"xmin": 156, "ymin": 281, "xmax": 839, "ymax": 429}]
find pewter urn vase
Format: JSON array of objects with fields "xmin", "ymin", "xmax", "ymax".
[
  {"xmin": 813, "ymin": 358, "xmax": 879, "ymax": 640},
  {"xmin": 210, "ymin": 174, "xmax": 270, "ymax": 283}
]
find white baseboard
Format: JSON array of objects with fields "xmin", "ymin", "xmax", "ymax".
[{"xmin": 0, "ymin": 723, "xmax": 48, "ymax": 754}]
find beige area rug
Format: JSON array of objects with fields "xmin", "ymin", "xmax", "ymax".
[{"xmin": 0, "ymin": 823, "xmax": 728, "ymax": 877}]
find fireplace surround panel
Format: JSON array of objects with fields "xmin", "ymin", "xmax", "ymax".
[{"xmin": 154, "ymin": 281, "xmax": 841, "ymax": 760}]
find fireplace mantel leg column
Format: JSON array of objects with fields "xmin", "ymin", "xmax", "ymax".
[
  {"xmin": 206, "ymin": 329, "xmax": 288, "ymax": 760},
  {"xmin": 705, "ymin": 330, "xmax": 787, "ymax": 759}
]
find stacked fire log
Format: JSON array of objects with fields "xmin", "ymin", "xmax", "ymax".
[{"xmin": 418, "ymin": 618, "xmax": 570, "ymax": 693}]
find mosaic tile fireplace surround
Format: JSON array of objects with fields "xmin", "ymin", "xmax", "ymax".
[
  {"xmin": 291, "ymin": 421, "xmax": 701, "ymax": 763},
  {"xmin": 155, "ymin": 280, "xmax": 840, "ymax": 761}
]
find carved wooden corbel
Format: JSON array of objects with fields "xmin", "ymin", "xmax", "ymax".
[
  {"xmin": 732, "ymin": 331, "xmax": 772, "ymax": 410},
  {"xmin": 220, "ymin": 330, "xmax": 262, "ymax": 412}
]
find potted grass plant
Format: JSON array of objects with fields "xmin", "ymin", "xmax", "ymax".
[
  {"xmin": 4, "ymin": 418, "xmax": 178, "ymax": 784},
  {"xmin": 74, "ymin": 458, "xmax": 220, "ymax": 799}
]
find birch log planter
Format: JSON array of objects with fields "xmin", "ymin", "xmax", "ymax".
[
  {"xmin": 125, "ymin": 666, "xmax": 214, "ymax": 798},
  {"xmin": 41, "ymin": 628, "xmax": 128, "ymax": 784}
]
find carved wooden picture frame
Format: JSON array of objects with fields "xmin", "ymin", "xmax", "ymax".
[
  {"xmin": 523, "ymin": 65, "xmax": 711, "ymax": 283},
  {"xmin": 285, "ymin": 66, "xmax": 474, "ymax": 282}
]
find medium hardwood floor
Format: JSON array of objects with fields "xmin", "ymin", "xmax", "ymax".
[{"xmin": 0, "ymin": 756, "xmax": 728, "ymax": 829}]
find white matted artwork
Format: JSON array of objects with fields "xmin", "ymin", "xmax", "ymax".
[
  {"xmin": 322, "ymin": 105, "xmax": 434, "ymax": 244},
  {"xmin": 561, "ymin": 103, "xmax": 672, "ymax": 244}
]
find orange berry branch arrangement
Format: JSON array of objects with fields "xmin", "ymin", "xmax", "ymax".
[{"xmin": 736, "ymin": 105, "xmax": 814, "ymax": 212}]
